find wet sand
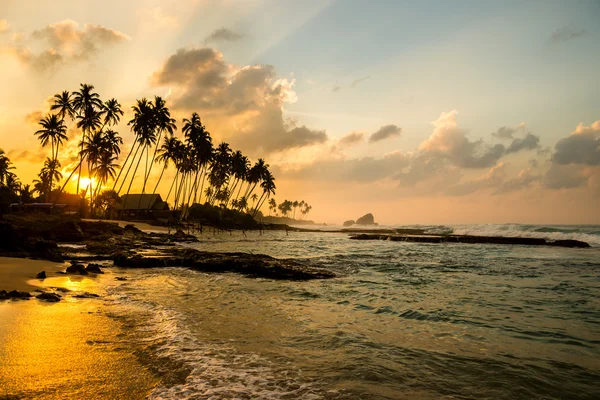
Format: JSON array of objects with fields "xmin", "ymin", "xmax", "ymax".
[
  {"xmin": 0, "ymin": 258, "xmax": 159, "ymax": 399},
  {"xmin": 0, "ymin": 257, "xmax": 66, "ymax": 292}
]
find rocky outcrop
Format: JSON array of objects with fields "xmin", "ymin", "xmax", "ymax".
[
  {"xmin": 36, "ymin": 292, "xmax": 61, "ymax": 302},
  {"xmin": 66, "ymin": 262, "xmax": 88, "ymax": 275},
  {"xmin": 113, "ymin": 249, "xmax": 336, "ymax": 281},
  {"xmin": 36, "ymin": 271, "xmax": 47, "ymax": 279},
  {"xmin": 0, "ymin": 290, "xmax": 32, "ymax": 300},
  {"xmin": 356, "ymin": 213, "xmax": 375, "ymax": 225},
  {"xmin": 343, "ymin": 220, "xmax": 355, "ymax": 227},
  {"xmin": 349, "ymin": 233, "xmax": 591, "ymax": 248},
  {"xmin": 85, "ymin": 263, "xmax": 104, "ymax": 274}
]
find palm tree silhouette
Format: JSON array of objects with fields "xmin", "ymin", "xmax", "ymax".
[
  {"xmin": 50, "ymin": 91, "xmax": 75, "ymax": 122},
  {"xmin": 35, "ymin": 114, "xmax": 67, "ymax": 200},
  {"xmin": 73, "ymin": 83, "xmax": 103, "ymax": 197}
]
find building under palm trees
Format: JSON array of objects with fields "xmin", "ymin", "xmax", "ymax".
[{"xmin": 116, "ymin": 193, "xmax": 171, "ymax": 220}]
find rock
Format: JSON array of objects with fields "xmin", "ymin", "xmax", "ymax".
[
  {"xmin": 115, "ymin": 277, "xmax": 128, "ymax": 281},
  {"xmin": 2, "ymin": 290, "xmax": 32, "ymax": 299},
  {"xmin": 53, "ymin": 220, "xmax": 85, "ymax": 242},
  {"xmin": 549, "ymin": 239, "xmax": 590, "ymax": 248},
  {"xmin": 65, "ymin": 263, "xmax": 89, "ymax": 275},
  {"xmin": 113, "ymin": 249, "xmax": 336, "ymax": 281},
  {"xmin": 85, "ymin": 263, "xmax": 104, "ymax": 274},
  {"xmin": 343, "ymin": 220, "xmax": 355, "ymax": 227},
  {"xmin": 36, "ymin": 292, "xmax": 61, "ymax": 302},
  {"xmin": 123, "ymin": 224, "xmax": 142, "ymax": 234},
  {"xmin": 356, "ymin": 213, "xmax": 375, "ymax": 225},
  {"xmin": 36, "ymin": 271, "xmax": 47, "ymax": 279}
]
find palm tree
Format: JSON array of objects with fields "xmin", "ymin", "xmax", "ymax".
[
  {"xmin": 253, "ymin": 170, "xmax": 276, "ymax": 217},
  {"xmin": 35, "ymin": 114, "xmax": 67, "ymax": 162},
  {"xmin": 50, "ymin": 91, "xmax": 75, "ymax": 122},
  {"xmin": 35, "ymin": 115, "xmax": 67, "ymax": 200},
  {"xmin": 102, "ymin": 98, "xmax": 124, "ymax": 128},
  {"xmin": 120, "ymin": 98, "xmax": 155, "ymax": 198},
  {"xmin": 0, "ymin": 149, "xmax": 16, "ymax": 186},
  {"xmin": 72, "ymin": 83, "xmax": 103, "ymax": 196},
  {"xmin": 152, "ymin": 133, "xmax": 180, "ymax": 197},
  {"xmin": 268, "ymin": 198, "xmax": 277, "ymax": 216},
  {"xmin": 93, "ymin": 151, "xmax": 119, "ymax": 199},
  {"xmin": 19, "ymin": 184, "xmax": 35, "ymax": 203},
  {"xmin": 139, "ymin": 96, "xmax": 176, "ymax": 203}
]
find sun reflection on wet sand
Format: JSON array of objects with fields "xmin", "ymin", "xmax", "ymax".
[{"xmin": 0, "ymin": 274, "xmax": 158, "ymax": 399}]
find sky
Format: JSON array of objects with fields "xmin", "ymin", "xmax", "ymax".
[{"xmin": 0, "ymin": 0, "xmax": 599, "ymax": 224}]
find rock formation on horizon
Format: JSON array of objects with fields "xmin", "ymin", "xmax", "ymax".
[{"xmin": 343, "ymin": 213, "xmax": 377, "ymax": 227}]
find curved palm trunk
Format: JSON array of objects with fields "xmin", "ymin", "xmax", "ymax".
[
  {"xmin": 117, "ymin": 143, "xmax": 141, "ymax": 195},
  {"xmin": 76, "ymin": 128, "xmax": 87, "ymax": 197},
  {"xmin": 151, "ymin": 164, "xmax": 167, "ymax": 197},
  {"xmin": 166, "ymin": 170, "xmax": 179, "ymax": 205},
  {"xmin": 198, "ymin": 166, "xmax": 208, "ymax": 205},
  {"xmin": 253, "ymin": 193, "xmax": 269, "ymax": 218},
  {"xmin": 124, "ymin": 146, "xmax": 145, "ymax": 216},
  {"xmin": 113, "ymin": 141, "xmax": 138, "ymax": 192},
  {"xmin": 52, "ymin": 158, "xmax": 83, "ymax": 205},
  {"xmin": 141, "ymin": 131, "xmax": 162, "ymax": 195},
  {"xmin": 136, "ymin": 146, "xmax": 150, "ymax": 216}
]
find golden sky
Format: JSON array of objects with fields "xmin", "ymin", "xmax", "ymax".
[{"xmin": 1, "ymin": 0, "xmax": 599, "ymax": 224}]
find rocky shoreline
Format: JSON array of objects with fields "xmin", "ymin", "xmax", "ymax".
[
  {"xmin": 349, "ymin": 233, "xmax": 591, "ymax": 247},
  {"xmin": 0, "ymin": 215, "xmax": 337, "ymax": 302}
]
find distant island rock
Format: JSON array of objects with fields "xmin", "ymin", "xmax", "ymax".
[
  {"xmin": 343, "ymin": 213, "xmax": 377, "ymax": 227},
  {"xmin": 356, "ymin": 213, "xmax": 376, "ymax": 225}
]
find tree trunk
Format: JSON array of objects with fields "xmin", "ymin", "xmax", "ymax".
[{"xmin": 113, "ymin": 141, "xmax": 137, "ymax": 192}]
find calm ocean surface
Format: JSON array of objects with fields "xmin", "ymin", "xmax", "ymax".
[{"xmin": 103, "ymin": 224, "xmax": 600, "ymax": 399}]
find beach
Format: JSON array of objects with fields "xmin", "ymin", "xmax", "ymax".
[
  {"xmin": 0, "ymin": 258, "xmax": 157, "ymax": 399},
  {"xmin": 1, "ymin": 221, "xmax": 600, "ymax": 399}
]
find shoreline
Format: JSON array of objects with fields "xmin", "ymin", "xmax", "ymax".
[{"xmin": 0, "ymin": 263, "xmax": 159, "ymax": 399}]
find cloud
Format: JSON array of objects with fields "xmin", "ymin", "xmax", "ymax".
[
  {"xmin": 0, "ymin": 19, "xmax": 9, "ymax": 34},
  {"xmin": 492, "ymin": 126, "xmax": 518, "ymax": 139},
  {"xmin": 6, "ymin": 19, "xmax": 129, "ymax": 72},
  {"xmin": 6, "ymin": 148, "xmax": 48, "ymax": 163},
  {"xmin": 548, "ymin": 28, "xmax": 587, "ymax": 44},
  {"xmin": 506, "ymin": 133, "xmax": 540, "ymax": 154},
  {"xmin": 446, "ymin": 163, "xmax": 507, "ymax": 196},
  {"xmin": 369, "ymin": 124, "xmax": 401, "ymax": 143},
  {"xmin": 350, "ymin": 75, "xmax": 370, "ymax": 88},
  {"xmin": 338, "ymin": 132, "xmax": 365, "ymax": 147},
  {"xmin": 418, "ymin": 111, "xmax": 505, "ymax": 168},
  {"xmin": 494, "ymin": 168, "xmax": 540, "ymax": 194},
  {"xmin": 331, "ymin": 84, "xmax": 341, "ymax": 92},
  {"xmin": 24, "ymin": 110, "xmax": 43, "ymax": 125},
  {"xmin": 552, "ymin": 121, "xmax": 600, "ymax": 166},
  {"xmin": 276, "ymin": 151, "xmax": 410, "ymax": 183},
  {"xmin": 204, "ymin": 28, "xmax": 244, "ymax": 44},
  {"xmin": 545, "ymin": 120, "xmax": 600, "ymax": 190},
  {"xmin": 152, "ymin": 46, "xmax": 327, "ymax": 154}
]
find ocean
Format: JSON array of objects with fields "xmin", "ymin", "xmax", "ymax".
[{"xmin": 92, "ymin": 224, "xmax": 600, "ymax": 398}]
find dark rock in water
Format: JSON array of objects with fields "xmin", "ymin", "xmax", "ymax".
[
  {"xmin": 171, "ymin": 229, "xmax": 198, "ymax": 242},
  {"xmin": 123, "ymin": 224, "xmax": 142, "ymax": 234},
  {"xmin": 65, "ymin": 263, "xmax": 89, "ymax": 275},
  {"xmin": 73, "ymin": 292, "xmax": 100, "ymax": 298},
  {"xmin": 85, "ymin": 263, "xmax": 104, "ymax": 274},
  {"xmin": 115, "ymin": 277, "xmax": 128, "ymax": 281},
  {"xmin": 343, "ymin": 220, "xmax": 355, "ymax": 227},
  {"xmin": 36, "ymin": 271, "xmax": 47, "ymax": 279},
  {"xmin": 53, "ymin": 220, "xmax": 85, "ymax": 242},
  {"xmin": 549, "ymin": 239, "xmax": 590, "ymax": 248},
  {"xmin": 1, "ymin": 290, "xmax": 32, "ymax": 300},
  {"xmin": 113, "ymin": 249, "xmax": 336, "ymax": 281},
  {"xmin": 349, "ymin": 233, "xmax": 591, "ymax": 248},
  {"xmin": 36, "ymin": 292, "xmax": 61, "ymax": 302},
  {"xmin": 356, "ymin": 213, "xmax": 376, "ymax": 225}
]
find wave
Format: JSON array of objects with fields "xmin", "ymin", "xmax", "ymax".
[{"xmin": 431, "ymin": 224, "xmax": 600, "ymax": 246}]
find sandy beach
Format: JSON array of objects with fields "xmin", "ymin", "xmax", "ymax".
[{"xmin": 0, "ymin": 257, "xmax": 158, "ymax": 399}]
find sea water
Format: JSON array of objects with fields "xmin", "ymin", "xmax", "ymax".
[{"xmin": 103, "ymin": 224, "xmax": 600, "ymax": 399}]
